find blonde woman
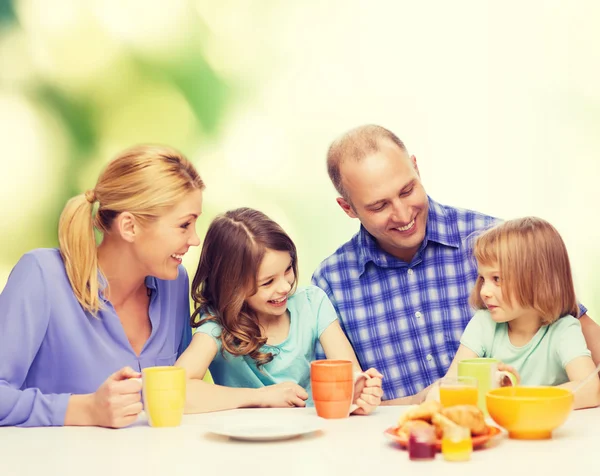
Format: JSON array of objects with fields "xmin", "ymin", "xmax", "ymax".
[{"xmin": 0, "ymin": 145, "xmax": 205, "ymax": 427}]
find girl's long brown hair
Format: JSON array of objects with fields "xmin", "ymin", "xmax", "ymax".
[
  {"xmin": 191, "ymin": 208, "xmax": 298, "ymax": 367},
  {"xmin": 469, "ymin": 216, "xmax": 579, "ymax": 325},
  {"xmin": 58, "ymin": 145, "xmax": 204, "ymax": 315}
]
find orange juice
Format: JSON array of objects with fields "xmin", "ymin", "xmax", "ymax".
[
  {"xmin": 441, "ymin": 426, "xmax": 473, "ymax": 462},
  {"xmin": 440, "ymin": 386, "xmax": 478, "ymax": 407}
]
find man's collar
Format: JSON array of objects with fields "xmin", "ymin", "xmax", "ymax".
[
  {"xmin": 355, "ymin": 196, "xmax": 461, "ymax": 273},
  {"xmin": 425, "ymin": 197, "xmax": 462, "ymax": 248}
]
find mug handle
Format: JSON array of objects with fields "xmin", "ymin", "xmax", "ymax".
[
  {"xmin": 349, "ymin": 371, "xmax": 371, "ymax": 413},
  {"xmin": 496, "ymin": 370, "xmax": 517, "ymax": 387}
]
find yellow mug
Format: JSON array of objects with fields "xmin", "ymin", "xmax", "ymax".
[{"xmin": 141, "ymin": 366, "xmax": 186, "ymax": 427}]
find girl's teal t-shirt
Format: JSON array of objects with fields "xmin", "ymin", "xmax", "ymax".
[
  {"xmin": 193, "ymin": 285, "xmax": 338, "ymax": 399},
  {"xmin": 460, "ymin": 310, "xmax": 591, "ymax": 386}
]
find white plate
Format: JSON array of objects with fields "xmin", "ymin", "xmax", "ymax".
[{"xmin": 205, "ymin": 418, "xmax": 323, "ymax": 441}]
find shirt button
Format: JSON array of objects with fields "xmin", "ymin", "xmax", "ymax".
[
  {"xmin": 415, "ymin": 311, "xmax": 422, "ymax": 319},
  {"xmin": 407, "ymin": 268, "xmax": 414, "ymax": 276},
  {"xmin": 426, "ymin": 354, "xmax": 433, "ymax": 362}
]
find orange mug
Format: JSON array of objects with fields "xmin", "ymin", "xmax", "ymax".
[{"xmin": 310, "ymin": 360, "xmax": 369, "ymax": 419}]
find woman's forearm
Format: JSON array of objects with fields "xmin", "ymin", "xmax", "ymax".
[{"xmin": 64, "ymin": 394, "xmax": 95, "ymax": 426}]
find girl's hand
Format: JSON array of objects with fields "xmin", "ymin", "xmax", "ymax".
[
  {"xmin": 351, "ymin": 368, "xmax": 384, "ymax": 415},
  {"xmin": 258, "ymin": 382, "xmax": 308, "ymax": 408},
  {"xmin": 90, "ymin": 367, "xmax": 143, "ymax": 428},
  {"xmin": 498, "ymin": 362, "xmax": 521, "ymax": 386},
  {"xmin": 425, "ymin": 380, "xmax": 441, "ymax": 402}
]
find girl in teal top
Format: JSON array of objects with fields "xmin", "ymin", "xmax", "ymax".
[
  {"xmin": 443, "ymin": 217, "xmax": 600, "ymax": 409},
  {"xmin": 176, "ymin": 208, "xmax": 383, "ymax": 413}
]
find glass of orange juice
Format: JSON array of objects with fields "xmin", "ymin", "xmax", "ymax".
[
  {"xmin": 439, "ymin": 376, "xmax": 478, "ymax": 407},
  {"xmin": 442, "ymin": 424, "xmax": 472, "ymax": 461}
]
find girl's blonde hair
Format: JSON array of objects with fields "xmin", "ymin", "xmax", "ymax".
[
  {"xmin": 190, "ymin": 208, "xmax": 299, "ymax": 368},
  {"xmin": 58, "ymin": 145, "xmax": 205, "ymax": 315},
  {"xmin": 469, "ymin": 217, "xmax": 579, "ymax": 325}
]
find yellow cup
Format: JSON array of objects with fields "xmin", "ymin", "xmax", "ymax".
[{"xmin": 142, "ymin": 366, "xmax": 186, "ymax": 427}]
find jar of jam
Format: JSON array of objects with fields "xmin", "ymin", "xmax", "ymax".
[
  {"xmin": 408, "ymin": 425, "xmax": 436, "ymax": 461},
  {"xmin": 441, "ymin": 425, "xmax": 472, "ymax": 462}
]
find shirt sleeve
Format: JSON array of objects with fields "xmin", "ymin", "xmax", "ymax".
[
  {"xmin": 460, "ymin": 310, "xmax": 496, "ymax": 358},
  {"xmin": 311, "ymin": 266, "xmax": 333, "ymax": 304},
  {"xmin": 176, "ymin": 266, "xmax": 192, "ymax": 358},
  {"xmin": 193, "ymin": 320, "xmax": 223, "ymax": 352},
  {"xmin": 306, "ymin": 286, "xmax": 339, "ymax": 337},
  {"xmin": 0, "ymin": 253, "xmax": 71, "ymax": 427},
  {"xmin": 554, "ymin": 316, "xmax": 591, "ymax": 367}
]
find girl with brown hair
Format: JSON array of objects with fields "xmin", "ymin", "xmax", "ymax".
[
  {"xmin": 176, "ymin": 207, "xmax": 383, "ymax": 413},
  {"xmin": 0, "ymin": 145, "xmax": 205, "ymax": 427},
  {"xmin": 440, "ymin": 217, "xmax": 600, "ymax": 409}
]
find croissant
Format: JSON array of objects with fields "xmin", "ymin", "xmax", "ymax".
[
  {"xmin": 397, "ymin": 400, "xmax": 443, "ymax": 427},
  {"xmin": 395, "ymin": 419, "xmax": 436, "ymax": 440},
  {"xmin": 440, "ymin": 405, "xmax": 487, "ymax": 436},
  {"xmin": 430, "ymin": 412, "xmax": 459, "ymax": 438}
]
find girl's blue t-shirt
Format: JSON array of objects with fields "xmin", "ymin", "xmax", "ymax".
[{"xmin": 193, "ymin": 285, "xmax": 338, "ymax": 398}]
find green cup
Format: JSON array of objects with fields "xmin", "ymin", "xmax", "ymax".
[{"xmin": 457, "ymin": 358, "xmax": 517, "ymax": 416}]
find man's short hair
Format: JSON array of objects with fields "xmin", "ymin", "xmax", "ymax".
[{"xmin": 326, "ymin": 124, "xmax": 407, "ymax": 201}]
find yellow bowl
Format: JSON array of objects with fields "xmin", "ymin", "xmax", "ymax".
[{"xmin": 486, "ymin": 386, "xmax": 574, "ymax": 440}]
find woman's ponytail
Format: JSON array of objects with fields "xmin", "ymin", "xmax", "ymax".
[{"xmin": 58, "ymin": 190, "xmax": 100, "ymax": 315}]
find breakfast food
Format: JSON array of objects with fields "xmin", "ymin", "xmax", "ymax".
[
  {"xmin": 396, "ymin": 419, "xmax": 436, "ymax": 440},
  {"xmin": 397, "ymin": 400, "xmax": 442, "ymax": 427},
  {"xmin": 396, "ymin": 401, "xmax": 487, "ymax": 439},
  {"xmin": 440, "ymin": 405, "xmax": 487, "ymax": 436}
]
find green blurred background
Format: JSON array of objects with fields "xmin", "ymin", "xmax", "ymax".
[{"xmin": 0, "ymin": 0, "xmax": 598, "ymax": 319}]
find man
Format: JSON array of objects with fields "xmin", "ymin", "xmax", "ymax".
[{"xmin": 312, "ymin": 124, "xmax": 600, "ymax": 404}]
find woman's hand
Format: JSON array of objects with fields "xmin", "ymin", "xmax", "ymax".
[
  {"xmin": 351, "ymin": 368, "xmax": 384, "ymax": 415},
  {"xmin": 89, "ymin": 367, "xmax": 143, "ymax": 428},
  {"xmin": 258, "ymin": 382, "xmax": 308, "ymax": 408}
]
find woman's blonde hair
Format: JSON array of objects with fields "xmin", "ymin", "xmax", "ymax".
[
  {"xmin": 58, "ymin": 145, "xmax": 205, "ymax": 315},
  {"xmin": 469, "ymin": 217, "xmax": 579, "ymax": 325},
  {"xmin": 190, "ymin": 208, "xmax": 299, "ymax": 368}
]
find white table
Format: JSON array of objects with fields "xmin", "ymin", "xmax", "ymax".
[{"xmin": 1, "ymin": 406, "xmax": 597, "ymax": 476}]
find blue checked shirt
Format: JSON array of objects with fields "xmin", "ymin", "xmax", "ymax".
[{"xmin": 312, "ymin": 197, "xmax": 587, "ymax": 401}]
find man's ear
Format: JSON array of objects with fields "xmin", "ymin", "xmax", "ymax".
[
  {"xmin": 115, "ymin": 212, "xmax": 137, "ymax": 243},
  {"xmin": 411, "ymin": 154, "xmax": 421, "ymax": 177},
  {"xmin": 336, "ymin": 197, "xmax": 358, "ymax": 219}
]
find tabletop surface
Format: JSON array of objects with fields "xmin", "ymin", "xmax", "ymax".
[{"xmin": 1, "ymin": 405, "xmax": 597, "ymax": 476}]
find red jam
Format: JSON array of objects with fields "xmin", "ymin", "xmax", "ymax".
[{"xmin": 408, "ymin": 426, "xmax": 436, "ymax": 461}]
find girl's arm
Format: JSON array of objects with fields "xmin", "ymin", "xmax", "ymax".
[
  {"xmin": 559, "ymin": 356, "xmax": 600, "ymax": 410},
  {"xmin": 176, "ymin": 333, "xmax": 308, "ymax": 413},
  {"xmin": 319, "ymin": 321, "xmax": 383, "ymax": 414},
  {"xmin": 579, "ymin": 314, "xmax": 600, "ymax": 369},
  {"xmin": 319, "ymin": 320, "xmax": 363, "ymax": 370},
  {"xmin": 425, "ymin": 345, "xmax": 520, "ymax": 402},
  {"xmin": 444, "ymin": 344, "xmax": 479, "ymax": 378},
  {"xmin": 420, "ymin": 311, "xmax": 489, "ymax": 404},
  {"xmin": 422, "ymin": 344, "xmax": 479, "ymax": 403}
]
